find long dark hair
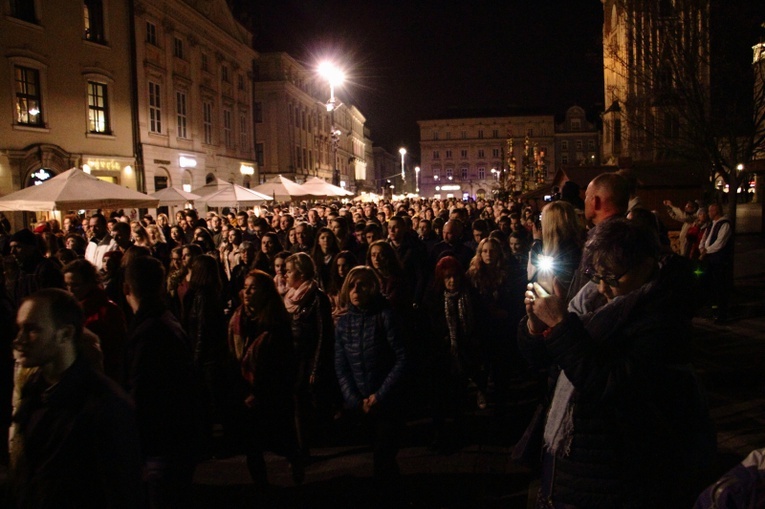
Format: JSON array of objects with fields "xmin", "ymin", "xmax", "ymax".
[{"xmin": 242, "ymin": 269, "xmax": 290, "ymax": 326}]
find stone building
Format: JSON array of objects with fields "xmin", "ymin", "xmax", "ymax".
[
  {"xmin": 134, "ymin": 0, "xmax": 259, "ymax": 194},
  {"xmin": 253, "ymin": 52, "xmax": 368, "ymax": 193},
  {"xmin": 0, "ymin": 0, "xmax": 136, "ymax": 226},
  {"xmin": 556, "ymin": 105, "xmax": 601, "ymax": 167},
  {"xmin": 418, "ymin": 111, "xmax": 556, "ymax": 200}
]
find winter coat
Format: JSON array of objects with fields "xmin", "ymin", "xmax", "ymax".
[
  {"xmin": 518, "ymin": 257, "xmax": 715, "ymax": 508},
  {"xmin": 334, "ymin": 297, "xmax": 408, "ymax": 410}
]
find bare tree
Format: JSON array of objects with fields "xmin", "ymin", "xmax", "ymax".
[{"xmin": 602, "ymin": 0, "xmax": 765, "ymax": 229}]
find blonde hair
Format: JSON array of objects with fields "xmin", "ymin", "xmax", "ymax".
[
  {"xmin": 541, "ymin": 201, "xmax": 584, "ymax": 257},
  {"xmin": 338, "ymin": 266, "xmax": 380, "ymax": 309}
]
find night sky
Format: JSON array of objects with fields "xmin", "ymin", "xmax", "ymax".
[{"xmin": 230, "ymin": 0, "xmax": 765, "ymax": 160}]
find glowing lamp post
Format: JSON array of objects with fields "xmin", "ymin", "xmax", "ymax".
[
  {"xmin": 415, "ymin": 166, "xmax": 420, "ymax": 194},
  {"xmin": 318, "ymin": 62, "xmax": 345, "ymax": 186},
  {"xmin": 399, "ymin": 147, "xmax": 406, "ymax": 187}
]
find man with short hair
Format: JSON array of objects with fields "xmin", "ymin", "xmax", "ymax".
[
  {"xmin": 123, "ymin": 256, "xmax": 198, "ymax": 507},
  {"xmin": 111, "ymin": 221, "xmax": 133, "ymax": 253},
  {"xmin": 290, "ymin": 222, "xmax": 313, "ymax": 254},
  {"xmin": 10, "ymin": 289, "xmax": 143, "ymax": 508},
  {"xmin": 583, "ymin": 172, "xmax": 629, "ymax": 227},
  {"xmin": 430, "ymin": 219, "xmax": 473, "ymax": 270},
  {"xmin": 664, "ymin": 199, "xmax": 699, "ymax": 257},
  {"xmin": 387, "ymin": 216, "xmax": 428, "ymax": 306},
  {"xmin": 85, "ymin": 213, "xmax": 117, "ymax": 271}
]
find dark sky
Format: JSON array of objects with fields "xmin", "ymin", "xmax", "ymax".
[{"xmin": 230, "ymin": 1, "xmax": 603, "ymax": 157}]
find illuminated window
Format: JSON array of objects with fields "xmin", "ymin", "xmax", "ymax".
[
  {"xmin": 87, "ymin": 82, "xmax": 110, "ymax": 133},
  {"xmin": 84, "ymin": 0, "xmax": 105, "ymax": 43},
  {"xmin": 14, "ymin": 66, "xmax": 43, "ymax": 126},
  {"xmin": 461, "ymin": 167, "xmax": 468, "ymax": 179},
  {"xmin": 478, "ymin": 167, "xmax": 485, "ymax": 179},
  {"xmin": 148, "ymin": 81, "xmax": 162, "ymax": 133}
]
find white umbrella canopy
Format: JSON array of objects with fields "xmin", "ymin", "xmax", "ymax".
[
  {"xmin": 191, "ymin": 178, "xmax": 234, "ymax": 198},
  {"xmin": 250, "ymin": 175, "xmax": 309, "ymax": 201},
  {"xmin": 301, "ymin": 176, "xmax": 354, "ymax": 198},
  {"xmin": 197, "ymin": 182, "xmax": 272, "ymax": 208},
  {"xmin": 149, "ymin": 186, "xmax": 201, "ymax": 206},
  {"xmin": 0, "ymin": 168, "xmax": 158, "ymax": 211}
]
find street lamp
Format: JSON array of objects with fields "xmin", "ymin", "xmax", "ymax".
[
  {"xmin": 318, "ymin": 61, "xmax": 345, "ymax": 186},
  {"xmin": 399, "ymin": 147, "xmax": 406, "ymax": 183},
  {"xmin": 415, "ymin": 166, "xmax": 420, "ymax": 194}
]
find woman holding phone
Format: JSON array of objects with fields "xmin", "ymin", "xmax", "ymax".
[{"xmin": 518, "ymin": 218, "xmax": 714, "ymax": 508}]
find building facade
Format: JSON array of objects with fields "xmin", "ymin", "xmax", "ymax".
[
  {"xmin": 556, "ymin": 105, "xmax": 601, "ymax": 167},
  {"xmin": 418, "ymin": 113, "xmax": 556, "ymax": 200},
  {"xmin": 253, "ymin": 52, "xmax": 368, "ymax": 192},
  {"xmin": 134, "ymin": 0, "xmax": 259, "ymax": 195},
  {"xmin": 601, "ymin": 0, "xmax": 710, "ymax": 165},
  {"xmin": 0, "ymin": 0, "xmax": 136, "ymax": 225}
]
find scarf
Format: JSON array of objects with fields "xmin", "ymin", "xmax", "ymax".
[
  {"xmin": 284, "ymin": 279, "xmax": 315, "ymax": 314},
  {"xmin": 444, "ymin": 290, "xmax": 474, "ymax": 354},
  {"xmin": 544, "ymin": 278, "xmax": 657, "ymax": 456}
]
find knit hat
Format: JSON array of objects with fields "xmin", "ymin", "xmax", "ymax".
[{"xmin": 10, "ymin": 228, "xmax": 38, "ymax": 246}]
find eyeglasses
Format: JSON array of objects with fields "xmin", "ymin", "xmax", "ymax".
[{"xmin": 583, "ymin": 267, "xmax": 630, "ymax": 288}]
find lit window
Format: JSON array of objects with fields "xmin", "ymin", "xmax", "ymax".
[
  {"xmin": 176, "ymin": 91, "xmax": 187, "ymax": 139},
  {"xmin": 446, "ymin": 168, "xmax": 453, "ymax": 179},
  {"xmin": 478, "ymin": 168, "xmax": 485, "ymax": 179},
  {"xmin": 148, "ymin": 82, "xmax": 162, "ymax": 133},
  {"xmin": 84, "ymin": 0, "xmax": 106, "ymax": 43},
  {"xmin": 146, "ymin": 21, "xmax": 157, "ymax": 45},
  {"xmin": 461, "ymin": 167, "xmax": 468, "ymax": 179},
  {"xmin": 87, "ymin": 81, "xmax": 110, "ymax": 133},
  {"xmin": 445, "ymin": 150, "xmax": 452, "ymax": 159},
  {"xmin": 14, "ymin": 66, "xmax": 43, "ymax": 126}
]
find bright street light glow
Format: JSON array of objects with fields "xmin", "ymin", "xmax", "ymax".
[{"xmin": 318, "ymin": 62, "xmax": 345, "ymax": 87}]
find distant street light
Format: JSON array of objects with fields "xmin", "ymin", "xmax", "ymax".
[
  {"xmin": 415, "ymin": 166, "xmax": 420, "ymax": 193},
  {"xmin": 318, "ymin": 61, "xmax": 345, "ymax": 186},
  {"xmin": 399, "ymin": 147, "xmax": 406, "ymax": 183}
]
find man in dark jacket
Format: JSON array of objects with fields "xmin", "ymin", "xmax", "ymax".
[
  {"xmin": 10, "ymin": 289, "xmax": 143, "ymax": 508},
  {"xmin": 123, "ymin": 256, "xmax": 199, "ymax": 508}
]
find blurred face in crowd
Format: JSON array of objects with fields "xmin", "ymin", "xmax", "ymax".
[
  {"xmin": 418, "ymin": 221, "xmax": 431, "ymax": 238},
  {"xmin": 227, "ymin": 229, "xmax": 239, "ymax": 245},
  {"xmin": 318, "ymin": 232, "xmax": 332, "ymax": 253},
  {"xmin": 480, "ymin": 241, "xmax": 500, "ymax": 266},
  {"xmin": 348, "ymin": 273, "xmax": 375, "ymax": 308},
  {"xmin": 14, "ymin": 299, "xmax": 61, "ymax": 369},
  {"xmin": 331, "ymin": 220, "xmax": 345, "ymax": 240},
  {"xmin": 285, "ymin": 261, "xmax": 303, "ymax": 289},
  {"xmin": 295, "ymin": 226, "xmax": 308, "ymax": 247},
  {"xmin": 442, "ymin": 222, "xmax": 460, "ymax": 245},
  {"xmin": 170, "ymin": 251, "xmax": 182, "ymax": 271},
  {"xmin": 369, "ymin": 245, "xmax": 386, "ymax": 271},
  {"xmin": 181, "ymin": 247, "xmax": 195, "ymax": 268},
  {"xmin": 261, "ymin": 235, "xmax": 276, "ymax": 255},
  {"xmin": 288, "ymin": 228, "xmax": 297, "ymax": 246},
  {"xmin": 509, "ymin": 236, "xmax": 523, "ymax": 255},
  {"xmin": 473, "ymin": 229, "xmax": 485, "ymax": 244},
  {"xmin": 274, "ymin": 257, "xmax": 287, "ymax": 277},
  {"xmin": 89, "ymin": 217, "xmax": 106, "ymax": 240},
  {"xmin": 63, "ymin": 218, "xmax": 72, "ymax": 232},
  {"xmin": 242, "ymin": 275, "xmax": 265, "ymax": 311},
  {"xmin": 240, "ymin": 245, "xmax": 255, "ymax": 266},
  {"xmin": 388, "ymin": 220, "xmax": 404, "ymax": 243},
  {"xmin": 365, "ymin": 231, "xmax": 379, "ymax": 245},
  {"xmin": 65, "ymin": 237, "xmax": 78, "ymax": 251},
  {"xmin": 64, "ymin": 271, "xmax": 92, "ymax": 301},
  {"xmin": 336, "ymin": 257, "xmax": 352, "ymax": 279},
  {"xmin": 708, "ymin": 204, "xmax": 722, "ymax": 221},
  {"xmin": 280, "ymin": 216, "xmax": 291, "ymax": 231},
  {"xmin": 210, "ymin": 216, "xmax": 221, "ymax": 231},
  {"xmin": 443, "ymin": 269, "xmax": 460, "ymax": 292}
]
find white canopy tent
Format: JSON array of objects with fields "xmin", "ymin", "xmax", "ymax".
[
  {"xmin": 195, "ymin": 182, "xmax": 272, "ymax": 208},
  {"xmin": 149, "ymin": 186, "xmax": 201, "ymax": 207},
  {"xmin": 250, "ymin": 175, "xmax": 309, "ymax": 201},
  {"xmin": 0, "ymin": 168, "xmax": 158, "ymax": 211},
  {"xmin": 300, "ymin": 176, "xmax": 354, "ymax": 198}
]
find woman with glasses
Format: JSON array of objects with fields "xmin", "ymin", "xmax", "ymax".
[{"xmin": 519, "ymin": 218, "xmax": 714, "ymax": 508}]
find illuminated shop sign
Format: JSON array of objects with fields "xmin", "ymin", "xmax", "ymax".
[{"xmin": 86, "ymin": 158, "xmax": 123, "ymax": 171}]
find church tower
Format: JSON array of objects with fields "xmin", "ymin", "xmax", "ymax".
[{"xmin": 601, "ymin": 0, "xmax": 710, "ymax": 165}]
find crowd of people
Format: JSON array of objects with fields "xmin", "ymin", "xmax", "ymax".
[{"xmin": 0, "ymin": 168, "xmax": 732, "ymax": 507}]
